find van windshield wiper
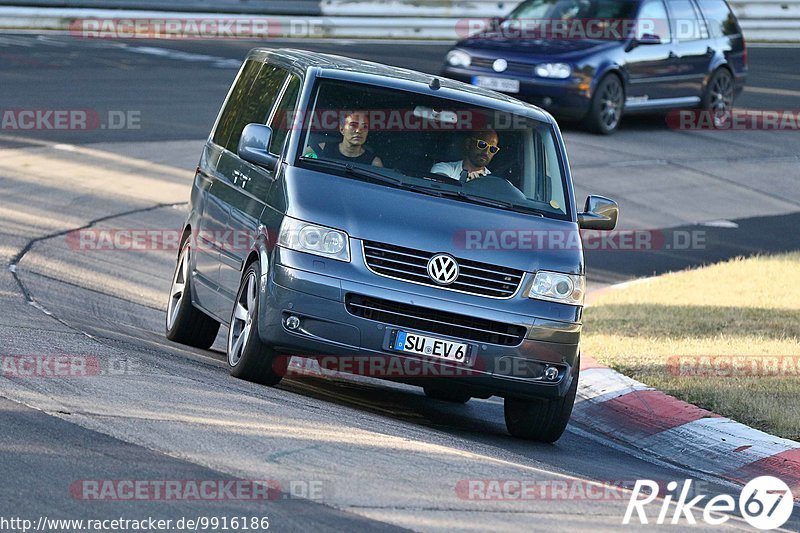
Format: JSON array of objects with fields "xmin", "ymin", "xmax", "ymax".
[
  {"xmin": 300, "ymin": 157, "xmax": 404, "ymax": 187},
  {"xmin": 437, "ymin": 190, "xmax": 545, "ymax": 216},
  {"xmin": 300, "ymin": 157, "xmax": 445, "ymax": 197}
]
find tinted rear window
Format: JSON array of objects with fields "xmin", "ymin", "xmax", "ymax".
[
  {"xmin": 697, "ymin": 0, "xmax": 740, "ymax": 36},
  {"xmin": 668, "ymin": 0, "xmax": 707, "ymax": 40},
  {"xmin": 213, "ymin": 61, "xmax": 288, "ymax": 153}
]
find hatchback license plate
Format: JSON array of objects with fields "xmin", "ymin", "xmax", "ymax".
[
  {"xmin": 393, "ymin": 331, "xmax": 469, "ymax": 362},
  {"xmin": 472, "ymin": 76, "xmax": 520, "ymax": 93}
]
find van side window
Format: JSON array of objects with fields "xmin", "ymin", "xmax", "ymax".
[
  {"xmin": 668, "ymin": 0, "xmax": 708, "ymax": 41},
  {"xmin": 212, "ymin": 60, "xmax": 260, "ymax": 151},
  {"xmin": 212, "ymin": 61, "xmax": 288, "ymax": 153},
  {"xmin": 697, "ymin": 0, "xmax": 739, "ymax": 37},
  {"xmin": 268, "ymin": 75, "xmax": 301, "ymax": 155},
  {"xmin": 636, "ymin": 0, "xmax": 672, "ymax": 43}
]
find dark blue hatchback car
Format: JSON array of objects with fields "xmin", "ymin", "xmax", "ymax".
[{"xmin": 442, "ymin": 0, "xmax": 747, "ymax": 133}]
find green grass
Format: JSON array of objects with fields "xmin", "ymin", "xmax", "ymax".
[{"xmin": 582, "ymin": 252, "xmax": 800, "ymax": 440}]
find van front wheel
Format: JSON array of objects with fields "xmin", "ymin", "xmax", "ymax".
[
  {"xmin": 227, "ymin": 262, "xmax": 285, "ymax": 386},
  {"xmin": 504, "ymin": 364, "xmax": 579, "ymax": 443}
]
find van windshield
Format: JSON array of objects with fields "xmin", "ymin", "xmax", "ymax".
[{"xmin": 294, "ymin": 79, "xmax": 571, "ymax": 220}]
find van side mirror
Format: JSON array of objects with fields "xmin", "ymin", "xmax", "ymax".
[
  {"xmin": 238, "ymin": 123, "xmax": 278, "ymax": 171},
  {"xmin": 578, "ymin": 195, "xmax": 619, "ymax": 230}
]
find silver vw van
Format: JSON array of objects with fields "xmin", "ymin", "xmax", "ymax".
[{"xmin": 166, "ymin": 49, "xmax": 618, "ymax": 442}]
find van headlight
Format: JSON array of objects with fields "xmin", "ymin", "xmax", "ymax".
[
  {"xmin": 534, "ymin": 63, "xmax": 571, "ymax": 79},
  {"xmin": 528, "ymin": 271, "xmax": 585, "ymax": 305},
  {"xmin": 278, "ymin": 217, "xmax": 350, "ymax": 262},
  {"xmin": 446, "ymin": 50, "xmax": 471, "ymax": 67}
]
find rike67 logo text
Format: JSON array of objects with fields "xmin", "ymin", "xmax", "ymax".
[{"xmin": 624, "ymin": 476, "xmax": 794, "ymax": 530}]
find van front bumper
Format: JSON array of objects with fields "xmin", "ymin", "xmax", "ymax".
[{"xmin": 258, "ymin": 261, "xmax": 580, "ymax": 400}]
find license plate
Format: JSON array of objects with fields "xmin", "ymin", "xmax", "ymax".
[
  {"xmin": 393, "ymin": 331, "xmax": 469, "ymax": 362},
  {"xmin": 472, "ymin": 76, "xmax": 520, "ymax": 93}
]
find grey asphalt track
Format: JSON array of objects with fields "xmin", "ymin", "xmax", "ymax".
[{"xmin": 1, "ymin": 32, "xmax": 798, "ymax": 531}]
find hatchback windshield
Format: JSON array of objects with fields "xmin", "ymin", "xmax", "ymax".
[
  {"xmin": 295, "ymin": 79, "xmax": 570, "ymax": 220},
  {"xmin": 508, "ymin": 0, "xmax": 639, "ymax": 22}
]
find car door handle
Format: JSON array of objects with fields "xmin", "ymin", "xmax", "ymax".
[{"xmin": 668, "ymin": 51, "xmax": 678, "ymax": 59}]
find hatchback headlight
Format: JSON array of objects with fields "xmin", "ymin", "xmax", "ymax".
[
  {"xmin": 528, "ymin": 271, "xmax": 585, "ymax": 305},
  {"xmin": 446, "ymin": 50, "xmax": 471, "ymax": 67},
  {"xmin": 534, "ymin": 63, "xmax": 572, "ymax": 79},
  {"xmin": 278, "ymin": 217, "xmax": 350, "ymax": 262}
]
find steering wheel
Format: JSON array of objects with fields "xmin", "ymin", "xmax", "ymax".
[{"xmin": 464, "ymin": 175, "xmax": 528, "ymax": 201}]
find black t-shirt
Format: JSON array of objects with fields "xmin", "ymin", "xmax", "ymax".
[{"xmin": 316, "ymin": 142, "xmax": 376, "ymax": 165}]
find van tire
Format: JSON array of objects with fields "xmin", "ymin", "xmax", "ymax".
[
  {"xmin": 504, "ymin": 363, "xmax": 579, "ymax": 443},
  {"xmin": 166, "ymin": 240, "xmax": 220, "ymax": 349},
  {"xmin": 227, "ymin": 262, "xmax": 285, "ymax": 386}
]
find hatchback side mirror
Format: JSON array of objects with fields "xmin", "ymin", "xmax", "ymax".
[
  {"xmin": 626, "ymin": 33, "xmax": 662, "ymax": 51},
  {"xmin": 638, "ymin": 33, "xmax": 663, "ymax": 44},
  {"xmin": 238, "ymin": 123, "xmax": 278, "ymax": 171},
  {"xmin": 578, "ymin": 195, "xmax": 619, "ymax": 230}
]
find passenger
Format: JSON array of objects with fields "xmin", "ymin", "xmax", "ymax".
[
  {"xmin": 304, "ymin": 110, "xmax": 383, "ymax": 167},
  {"xmin": 431, "ymin": 129, "xmax": 499, "ymax": 182}
]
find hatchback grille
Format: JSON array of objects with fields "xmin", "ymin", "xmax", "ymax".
[
  {"xmin": 363, "ymin": 241, "xmax": 524, "ymax": 298},
  {"xmin": 346, "ymin": 294, "xmax": 526, "ymax": 346},
  {"xmin": 470, "ymin": 57, "xmax": 532, "ymax": 75}
]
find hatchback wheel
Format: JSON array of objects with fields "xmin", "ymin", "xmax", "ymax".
[
  {"xmin": 703, "ymin": 69, "xmax": 734, "ymax": 128},
  {"xmin": 165, "ymin": 240, "xmax": 220, "ymax": 348},
  {"xmin": 585, "ymin": 75, "xmax": 624, "ymax": 134},
  {"xmin": 504, "ymin": 363, "xmax": 579, "ymax": 443},
  {"xmin": 423, "ymin": 385, "xmax": 471, "ymax": 404},
  {"xmin": 227, "ymin": 262, "xmax": 285, "ymax": 386}
]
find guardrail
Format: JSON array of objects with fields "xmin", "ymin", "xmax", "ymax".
[
  {"xmin": 729, "ymin": 0, "xmax": 800, "ymax": 41},
  {"xmin": 0, "ymin": 1, "xmax": 322, "ymax": 15},
  {"xmin": 1, "ymin": 0, "xmax": 798, "ymax": 41}
]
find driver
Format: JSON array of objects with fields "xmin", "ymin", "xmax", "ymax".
[
  {"xmin": 430, "ymin": 129, "xmax": 499, "ymax": 182},
  {"xmin": 304, "ymin": 110, "xmax": 383, "ymax": 167}
]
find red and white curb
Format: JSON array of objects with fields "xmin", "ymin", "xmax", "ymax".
[{"xmin": 572, "ymin": 352, "xmax": 800, "ymax": 500}]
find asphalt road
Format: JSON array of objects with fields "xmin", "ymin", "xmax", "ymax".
[{"xmin": 1, "ymin": 32, "xmax": 799, "ymax": 531}]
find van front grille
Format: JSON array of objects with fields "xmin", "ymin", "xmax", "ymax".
[
  {"xmin": 362, "ymin": 241, "xmax": 524, "ymax": 298},
  {"xmin": 345, "ymin": 294, "xmax": 526, "ymax": 346}
]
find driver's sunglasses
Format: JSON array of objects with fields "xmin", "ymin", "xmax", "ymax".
[{"xmin": 472, "ymin": 138, "xmax": 500, "ymax": 154}]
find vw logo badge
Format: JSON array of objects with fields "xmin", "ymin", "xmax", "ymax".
[
  {"xmin": 427, "ymin": 254, "xmax": 459, "ymax": 285},
  {"xmin": 492, "ymin": 58, "xmax": 508, "ymax": 72}
]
